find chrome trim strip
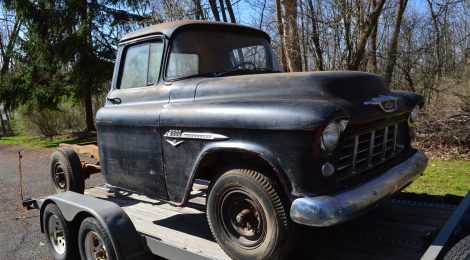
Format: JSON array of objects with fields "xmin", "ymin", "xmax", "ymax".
[
  {"xmin": 352, "ymin": 135, "xmax": 359, "ymax": 172},
  {"xmin": 164, "ymin": 130, "xmax": 228, "ymax": 141},
  {"xmin": 382, "ymin": 126, "xmax": 389, "ymax": 161},
  {"xmin": 290, "ymin": 150, "xmax": 428, "ymax": 227},
  {"xmin": 368, "ymin": 130, "xmax": 375, "ymax": 166},
  {"xmin": 392, "ymin": 124, "xmax": 398, "ymax": 153}
]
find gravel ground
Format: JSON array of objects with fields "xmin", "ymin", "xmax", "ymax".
[{"xmin": 0, "ymin": 144, "xmax": 104, "ymax": 260}]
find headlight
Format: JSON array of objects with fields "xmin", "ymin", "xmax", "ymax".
[
  {"xmin": 410, "ymin": 105, "xmax": 419, "ymax": 122},
  {"xmin": 321, "ymin": 120, "xmax": 341, "ymax": 152}
]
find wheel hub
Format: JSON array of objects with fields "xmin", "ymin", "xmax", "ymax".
[
  {"xmin": 219, "ymin": 189, "xmax": 267, "ymax": 248},
  {"xmin": 47, "ymin": 215, "xmax": 66, "ymax": 255},
  {"xmin": 53, "ymin": 162, "xmax": 67, "ymax": 191},
  {"xmin": 84, "ymin": 231, "xmax": 108, "ymax": 260}
]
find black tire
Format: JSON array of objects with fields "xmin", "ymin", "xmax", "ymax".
[
  {"xmin": 445, "ymin": 235, "xmax": 470, "ymax": 260},
  {"xmin": 206, "ymin": 168, "xmax": 294, "ymax": 260},
  {"xmin": 42, "ymin": 203, "xmax": 77, "ymax": 260},
  {"xmin": 78, "ymin": 217, "xmax": 116, "ymax": 260},
  {"xmin": 50, "ymin": 147, "xmax": 84, "ymax": 194}
]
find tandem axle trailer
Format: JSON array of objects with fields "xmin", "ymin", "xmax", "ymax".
[{"xmin": 23, "ymin": 182, "xmax": 470, "ymax": 260}]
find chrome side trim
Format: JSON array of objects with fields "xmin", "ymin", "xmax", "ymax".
[
  {"xmin": 290, "ymin": 150, "xmax": 428, "ymax": 227},
  {"xmin": 164, "ymin": 130, "xmax": 228, "ymax": 141}
]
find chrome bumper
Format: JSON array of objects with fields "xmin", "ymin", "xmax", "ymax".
[{"xmin": 290, "ymin": 150, "xmax": 428, "ymax": 227}]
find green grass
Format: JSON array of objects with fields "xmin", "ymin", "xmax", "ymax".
[
  {"xmin": 405, "ymin": 160, "xmax": 470, "ymax": 196},
  {"xmin": 0, "ymin": 134, "xmax": 96, "ymax": 148}
]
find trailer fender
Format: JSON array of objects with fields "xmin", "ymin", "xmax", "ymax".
[{"xmin": 40, "ymin": 191, "xmax": 147, "ymax": 260}]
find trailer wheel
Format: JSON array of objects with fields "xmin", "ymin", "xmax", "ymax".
[
  {"xmin": 42, "ymin": 203, "xmax": 76, "ymax": 260},
  {"xmin": 444, "ymin": 235, "xmax": 470, "ymax": 260},
  {"xmin": 50, "ymin": 147, "xmax": 84, "ymax": 194},
  {"xmin": 78, "ymin": 217, "xmax": 116, "ymax": 260},
  {"xmin": 206, "ymin": 168, "xmax": 294, "ymax": 260}
]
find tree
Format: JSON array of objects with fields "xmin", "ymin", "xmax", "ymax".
[
  {"xmin": 275, "ymin": 0, "xmax": 287, "ymax": 69},
  {"xmin": 209, "ymin": 0, "xmax": 220, "ymax": 21},
  {"xmin": 225, "ymin": 0, "xmax": 236, "ymax": 23},
  {"xmin": 0, "ymin": 2, "xmax": 22, "ymax": 134},
  {"xmin": 12, "ymin": 0, "xmax": 149, "ymax": 132},
  {"xmin": 218, "ymin": 0, "xmax": 228, "ymax": 22},
  {"xmin": 349, "ymin": 0, "xmax": 386, "ymax": 70},
  {"xmin": 384, "ymin": 0, "xmax": 408, "ymax": 85},
  {"xmin": 192, "ymin": 0, "xmax": 205, "ymax": 20},
  {"xmin": 367, "ymin": 0, "xmax": 378, "ymax": 73},
  {"xmin": 281, "ymin": 0, "xmax": 302, "ymax": 72},
  {"xmin": 306, "ymin": 0, "xmax": 324, "ymax": 70}
]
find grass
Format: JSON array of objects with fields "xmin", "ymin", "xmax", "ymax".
[
  {"xmin": 405, "ymin": 160, "xmax": 470, "ymax": 196},
  {"xmin": 0, "ymin": 134, "xmax": 96, "ymax": 148}
]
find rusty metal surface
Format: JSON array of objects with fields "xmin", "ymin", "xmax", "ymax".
[
  {"xmin": 59, "ymin": 143, "xmax": 99, "ymax": 160},
  {"xmin": 119, "ymin": 20, "xmax": 270, "ymax": 43}
]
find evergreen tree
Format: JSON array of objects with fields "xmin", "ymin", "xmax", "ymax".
[{"xmin": 10, "ymin": 0, "xmax": 149, "ymax": 131}]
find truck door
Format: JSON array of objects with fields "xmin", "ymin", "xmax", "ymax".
[{"xmin": 96, "ymin": 37, "xmax": 169, "ymax": 199}]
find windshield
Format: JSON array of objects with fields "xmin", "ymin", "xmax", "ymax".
[{"xmin": 166, "ymin": 29, "xmax": 282, "ymax": 80}]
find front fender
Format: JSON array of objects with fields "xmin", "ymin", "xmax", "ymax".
[{"xmin": 179, "ymin": 141, "xmax": 291, "ymax": 205}]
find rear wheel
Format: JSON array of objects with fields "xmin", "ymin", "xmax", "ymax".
[
  {"xmin": 50, "ymin": 147, "xmax": 84, "ymax": 194},
  {"xmin": 78, "ymin": 217, "xmax": 116, "ymax": 260},
  {"xmin": 206, "ymin": 168, "xmax": 294, "ymax": 260},
  {"xmin": 42, "ymin": 203, "xmax": 76, "ymax": 260}
]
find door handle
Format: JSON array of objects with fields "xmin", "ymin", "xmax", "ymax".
[{"xmin": 107, "ymin": 97, "xmax": 122, "ymax": 104}]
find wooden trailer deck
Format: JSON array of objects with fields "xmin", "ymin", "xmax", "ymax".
[
  {"xmin": 85, "ymin": 181, "xmax": 230, "ymax": 259},
  {"xmin": 85, "ymin": 183, "xmax": 469, "ymax": 260}
]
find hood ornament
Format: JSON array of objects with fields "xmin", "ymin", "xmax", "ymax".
[{"xmin": 364, "ymin": 95, "xmax": 398, "ymax": 113}]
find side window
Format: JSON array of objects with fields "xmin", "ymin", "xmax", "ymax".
[
  {"xmin": 148, "ymin": 42, "xmax": 164, "ymax": 85},
  {"xmin": 119, "ymin": 41, "xmax": 163, "ymax": 89}
]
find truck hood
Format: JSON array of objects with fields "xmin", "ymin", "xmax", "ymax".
[
  {"xmin": 194, "ymin": 71, "xmax": 415, "ymax": 124},
  {"xmin": 195, "ymin": 71, "xmax": 387, "ymax": 101}
]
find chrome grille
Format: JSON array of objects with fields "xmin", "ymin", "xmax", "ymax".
[{"xmin": 336, "ymin": 122, "xmax": 406, "ymax": 179}]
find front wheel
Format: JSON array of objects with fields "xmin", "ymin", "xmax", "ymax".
[
  {"xmin": 206, "ymin": 168, "xmax": 294, "ymax": 260},
  {"xmin": 444, "ymin": 235, "xmax": 470, "ymax": 260},
  {"xmin": 42, "ymin": 203, "xmax": 77, "ymax": 260}
]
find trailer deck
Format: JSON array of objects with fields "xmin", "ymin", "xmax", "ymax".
[
  {"xmin": 86, "ymin": 181, "xmax": 230, "ymax": 259},
  {"xmin": 83, "ymin": 182, "xmax": 470, "ymax": 260}
]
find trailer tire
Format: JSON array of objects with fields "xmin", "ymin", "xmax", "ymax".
[
  {"xmin": 206, "ymin": 168, "xmax": 294, "ymax": 260},
  {"xmin": 50, "ymin": 147, "xmax": 84, "ymax": 194},
  {"xmin": 78, "ymin": 217, "xmax": 117, "ymax": 260},
  {"xmin": 445, "ymin": 235, "xmax": 470, "ymax": 260},
  {"xmin": 42, "ymin": 203, "xmax": 77, "ymax": 260}
]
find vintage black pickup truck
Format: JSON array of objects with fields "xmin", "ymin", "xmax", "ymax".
[{"xmin": 49, "ymin": 21, "xmax": 428, "ymax": 259}]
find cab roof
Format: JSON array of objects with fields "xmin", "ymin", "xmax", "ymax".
[{"xmin": 119, "ymin": 20, "xmax": 270, "ymax": 43}]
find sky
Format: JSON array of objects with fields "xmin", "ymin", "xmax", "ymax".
[{"xmin": 231, "ymin": 0, "xmax": 430, "ymax": 27}]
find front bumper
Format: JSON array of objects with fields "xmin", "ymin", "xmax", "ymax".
[{"xmin": 290, "ymin": 150, "xmax": 428, "ymax": 227}]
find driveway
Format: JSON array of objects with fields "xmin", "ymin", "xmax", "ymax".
[{"xmin": 0, "ymin": 144, "xmax": 103, "ymax": 260}]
